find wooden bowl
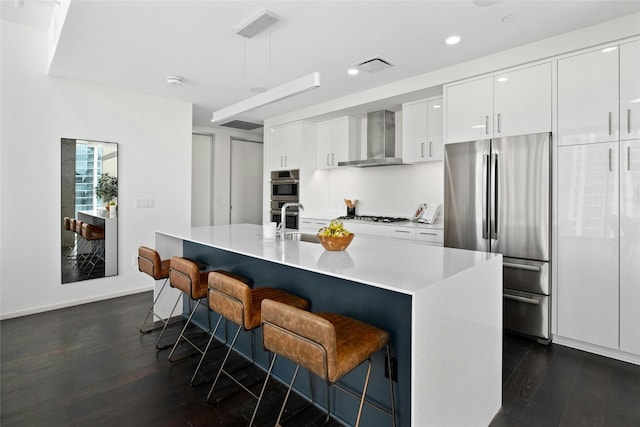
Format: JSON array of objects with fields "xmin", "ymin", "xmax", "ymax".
[{"xmin": 317, "ymin": 233, "xmax": 355, "ymax": 251}]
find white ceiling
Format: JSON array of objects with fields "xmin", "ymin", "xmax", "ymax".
[{"xmin": 4, "ymin": 1, "xmax": 640, "ymax": 128}]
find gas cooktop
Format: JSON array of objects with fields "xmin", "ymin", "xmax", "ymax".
[{"xmin": 336, "ymin": 215, "xmax": 410, "ymax": 223}]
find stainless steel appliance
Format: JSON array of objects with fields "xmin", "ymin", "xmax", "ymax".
[
  {"xmin": 444, "ymin": 132, "xmax": 551, "ymax": 342},
  {"xmin": 270, "ymin": 170, "xmax": 300, "ymax": 229},
  {"xmin": 338, "ymin": 110, "xmax": 403, "ymax": 167}
]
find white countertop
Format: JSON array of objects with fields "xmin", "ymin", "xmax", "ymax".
[
  {"xmin": 78, "ymin": 209, "xmax": 117, "ymax": 220},
  {"xmin": 157, "ymin": 223, "xmax": 497, "ymax": 296}
]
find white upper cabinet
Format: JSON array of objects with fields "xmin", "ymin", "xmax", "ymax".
[
  {"xmin": 270, "ymin": 121, "xmax": 315, "ymax": 171},
  {"xmin": 445, "ymin": 62, "xmax": 551, "ymax": 144},
  {"xmin": 558, "ymin": 46, "xmax": 620, "ymax": 146},
  {"xmin": 445, "ymin": 77, "xmax": 493, "ymax": 143},
  {"xmin": 493, "ymin": 62, "xmax": 552, "ymax": 138},
  {"xmin": 620, "ymin": 40, "xmax": 640, "ymax": 141},
  {"xmin": 316, "ymin": 117, "xmax": 357, "ymax": 170},
  {"xmin": 402, "ymin": 97, "xmax": 443, "ymax": 163}
]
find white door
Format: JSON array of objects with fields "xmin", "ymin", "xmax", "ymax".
[
  {"xmin": 445, "ymin": 76, "xmax": 493, "ymax": 143},
  {"xmin": 192, "ymin": 133, "xmax": 214, "ymax": 227},
  {"xmin": 620, "ymin": 139, "xmax": 640, "ymax": 355},
  {"xmin": 557, "ymin": 47, "xmax": 619, "ymax": 146},
  {"xmin": 230, "ymin": 138, "xmax": 263, "ymax": 225},
  {"xmin": 493, "ymin": 62, "xmax": 552, "ymax": 138},
  {"xmin": 557, "ymin": 142, "xmax": 619, "ymax": 349},
  {"xmin": 620, "ymin": 40, "xmax": 640, "ymax": 141}
]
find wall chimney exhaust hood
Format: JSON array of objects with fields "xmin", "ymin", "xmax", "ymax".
[{"xmin": 338, "ymin": 110, "xmax": 402, "ymax": 167}]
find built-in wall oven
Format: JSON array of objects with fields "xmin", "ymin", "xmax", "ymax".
[{"xmin": 270, "ymin": 170, "xmax": 299, "ymax": 229}]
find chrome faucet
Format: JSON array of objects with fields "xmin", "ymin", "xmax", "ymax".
[{"xmin": 279, "ymin": 202, "xmax": 304, "ymax": 237}]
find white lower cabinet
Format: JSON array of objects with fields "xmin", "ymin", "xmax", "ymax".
[
  {"xmin": 620, "ymin": 139, "xmax": 640, "ymax": 354},
  {"xmin": 557, "ymin": 140, "xmax": 640, "ymax": 355},
  {"xmin": 299, "ymin": 218, "xmax": 330, "ymax": 233}
]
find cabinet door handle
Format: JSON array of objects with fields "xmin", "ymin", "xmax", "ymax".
[
  {"xmin": 485, "ymin": 116, "xmax": 489, "ymax": 135},
  {"xmin": 429, "ymin": 141, "xmax": 433, "ymax": 157},
  {"xmin": 421, "ymin": 142, "xmax": 425, "ymax": 158},
  {"xmin": 628, "ymin": 109, "xmax": 632, "ymax": 134},
  {"xmin": 609, "ymin": 148, "xmax": 613, "ymax": 172},
  {"xmin": 331, "ymin": 153, "xmax": 335, "ymax": 165},
  {"xmin": 394, "ymin": 230, "xmax": 411, "ymax": 234},
  {"xmin": 628, "ymin": 146, "xmax": 632, "ymax": 171},
  {"xmin": 327, "ymin": 154, "xmax": 330, "ymax": 166},
  {"xmin": 420, "ymin": 232, "xmax": 438, "ymax": 236},
  {"xmin": 284, "ymin": 155, "xmax": 287, "ymax": 167},
  {"xmin": 608, "ymin": 112, "xmax": 612, "ymax": 135},
  {"xmin": 497, "ymin": 113, "xmax": 502, "ymax": 133}
]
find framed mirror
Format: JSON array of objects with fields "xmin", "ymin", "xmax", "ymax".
[{"xmin": 61, "ymin": 139, "xmax": 118, "ymax": 283}]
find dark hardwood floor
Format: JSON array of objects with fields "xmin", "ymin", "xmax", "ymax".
[{"xmin": 1, "ymin": 292, "xmax": 639, "ymax": 426}]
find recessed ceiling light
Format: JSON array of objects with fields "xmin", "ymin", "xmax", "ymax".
[
  {"xmin": 601, "ymin": 46, "xmax": 617, "ymax": 53},
  {"xmin": 432, "ymin": 104, "xmax": 441, "ymax": 109},
  {"xmin": 497, "ymin": 77, "xmax": 509, "ymax": 83},
  {"xmin": 631, "ymin": 98, "xmax": 640, "ymax": 104},
  {"xmin": 347, "ymin": 68, "xmax": 359, "ymax": 76},
  {"xmin": 167, "ymin": 75, "xmax": 183, "ymax": 86},
  {"xmin": 501, "ymin": 15, "xmax": 517, "ymax": 24},
  {"xmin": 445, "ymin": 35, "xmax": 461, "ymax": 45}
]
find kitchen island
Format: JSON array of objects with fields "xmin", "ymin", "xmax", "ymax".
[{"xmin": 154, "ymin": 224, "xmax": 502, "ymax": 426}]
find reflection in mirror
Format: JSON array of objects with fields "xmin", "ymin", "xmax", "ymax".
[{"xmin": 61, "ymin": 139, "xmax": 118, "ymax": 284}]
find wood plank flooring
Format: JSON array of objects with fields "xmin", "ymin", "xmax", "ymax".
[{"xmin": 1, "ymin": 292, "xmax": 639, "ymax": 426}]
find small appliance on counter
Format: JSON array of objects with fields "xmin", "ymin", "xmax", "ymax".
[{"xmin": 413, "ymin": 203, "xmax": 440, "ymax": 224}]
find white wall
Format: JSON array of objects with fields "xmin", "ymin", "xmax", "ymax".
[
  {"xmin": 192, "ymin": 125, "xmax": 262, "ymax": 225},
  {"xmin": 0, "ymin": 20, "xmax": 193, "ymax": 318}
]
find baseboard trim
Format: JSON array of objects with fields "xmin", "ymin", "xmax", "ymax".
[
  {"xmin": 0, "ymin": 286, "xmax": 153, "ymax": 320},
  {"xmin": 553, "ymin": 334, "xmax": 640, "ymax": 366}
]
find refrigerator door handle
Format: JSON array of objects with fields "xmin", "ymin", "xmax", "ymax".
[
  {"xmin": 482, "ymin": 154, "xmax": 489, "ymax": 239},
  {"xmin": 504, "ymin": 293, "xmax": 541, "ymax": 305},
  {"xmin": 504, "ymin": 262, "xmax": 542, "ymax": 272},
  {"xmin": 490, "ymin": 153, "xmax": 498, "ymax": 239}
]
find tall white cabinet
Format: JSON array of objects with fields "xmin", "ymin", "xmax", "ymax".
[
  {"xmin": 556, "ymin": 40, "xmax": 640, "ymax": 356},
  {"xmin": 445, "ymin": 62, "xmax": 551, "ymax": 143},
  {"xmin": 270, "ymin": 121, "xmax": 315, "ymax": 171},
  {"xmin": 402, "ymin": 97, "xmax": 443, "ymax": 163}
]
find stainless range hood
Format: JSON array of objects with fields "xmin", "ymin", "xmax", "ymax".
[{"xmin": 338, "ymin": 110, "xmax": 403, "ymax": 167}]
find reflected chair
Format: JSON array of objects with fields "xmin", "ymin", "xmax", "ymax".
[
  {"xmin": 165, "ymin": 257, "xmax": 251, "ymax": 361},
  {"xmin": 79, "ymin": 223, "xmax": 105, "ymax": 276},
  {"xmin": 252, "ymin": 299, "xmax": 396, "ymax": 427},
  {"xmin": 202, "ymin": 272, "xmax": 309, "ymax": 404},
  {"xmin": 137, "ymin": 246, "xmax": 172, "ymax": 336}
]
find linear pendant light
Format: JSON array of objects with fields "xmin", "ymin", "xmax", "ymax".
[{"xmin": 211, "ymin": 72, "xmax": 321, "ymax": 124}]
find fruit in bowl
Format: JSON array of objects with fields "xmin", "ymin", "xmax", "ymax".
[{"xmin": 317, "ymin": 220, "xmax": 354, "ymax": 251}]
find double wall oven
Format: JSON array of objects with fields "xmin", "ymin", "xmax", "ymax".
[{"xmin": 270, "ymin": 170, "xmax": 300, "ymax": 229}]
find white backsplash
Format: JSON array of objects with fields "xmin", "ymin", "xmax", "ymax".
[{"xmin": 301, "ymin": 161, "xmax": 444, "ymax": 218}]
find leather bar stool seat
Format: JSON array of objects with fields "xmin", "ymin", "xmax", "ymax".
[
  {"xmin": 199, "ymin": 272, "xmax": 309, "ymax": 404},
  {"xmin": 165, "ymin": 257, "xmax": 251, "ymax": 361},
  {"xmin": 138, "ymin": 246, "xmax": 173, "ymax": 336},
  {"xmin": 252, "ymin": 299, "xmax": 396, "ymax": 427}
]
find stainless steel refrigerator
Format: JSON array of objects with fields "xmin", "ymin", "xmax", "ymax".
[{"xmin": 444, "ymin": 132, "xmax": 551, "ymax": 342}]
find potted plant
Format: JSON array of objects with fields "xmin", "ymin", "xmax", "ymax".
[{"xmin": 95, "ymin": 173, "xmax": 118, "ymax": 209}]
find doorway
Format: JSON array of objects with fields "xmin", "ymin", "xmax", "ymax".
[{"xmin": 230, "ymin": 138, "xmax": 263, "ymax": 225}]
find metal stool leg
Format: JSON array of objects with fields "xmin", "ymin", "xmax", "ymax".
[
  {"xmin": 275, "ymin": 364, "xmax": 301, "ymax": 427},
  {"xmin": 155, "ymin": 292, "xmax": 182, "ymax": 349},
  {"xmin": 139, "ymin": 278, "xmax": 169, "ymax": 333},
  {"xmin": 168, "ymin": 298, "xmax": 203, "ymax": 362},
  {"xmin": 190, "ymin": 314, "xmax": 224, "ymax": 386}
]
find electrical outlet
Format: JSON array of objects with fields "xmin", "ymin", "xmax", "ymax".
[{"xmin": 385, "ymin": 355, "xmax": 398, "ymax": 382}]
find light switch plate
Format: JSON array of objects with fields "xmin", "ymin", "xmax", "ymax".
[{"xmin": 135, "ymin": 199, "xmax": 155, "ymax": 208}]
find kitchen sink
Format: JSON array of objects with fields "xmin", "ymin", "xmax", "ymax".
[{"xmin": 284, "ymin": 232, "xmax": 320, "ymax": 243}]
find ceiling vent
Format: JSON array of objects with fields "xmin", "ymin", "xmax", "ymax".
[
  {"xmin": 219, "ymin": 120, "xmax": 263, "ymax": 131},
  {"xmin": 356, "ymin": 56, "xmax": 395, "ymax": 74}
]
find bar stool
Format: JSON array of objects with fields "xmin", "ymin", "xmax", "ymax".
[
  {"xmin": 202, "ymin": 272, "xmax": 309, "ymax": 404},
  {"xmin": 137, "ymin": 246, "xmax": 172, "ymax": 335},
  {"xmin": 252, "ymin": 299, "xmax": 396, "ymax": 427},
  {"xmin": 165, "ymin": 257, "xmax": 251, "ymax": 361},
  {"xmin": 63, "ymin": 217, "xmax": 76, "ymax": 260},
  {"xmin": 79, "ymin": 223, "xmax": 105, "ymax": 276}
]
